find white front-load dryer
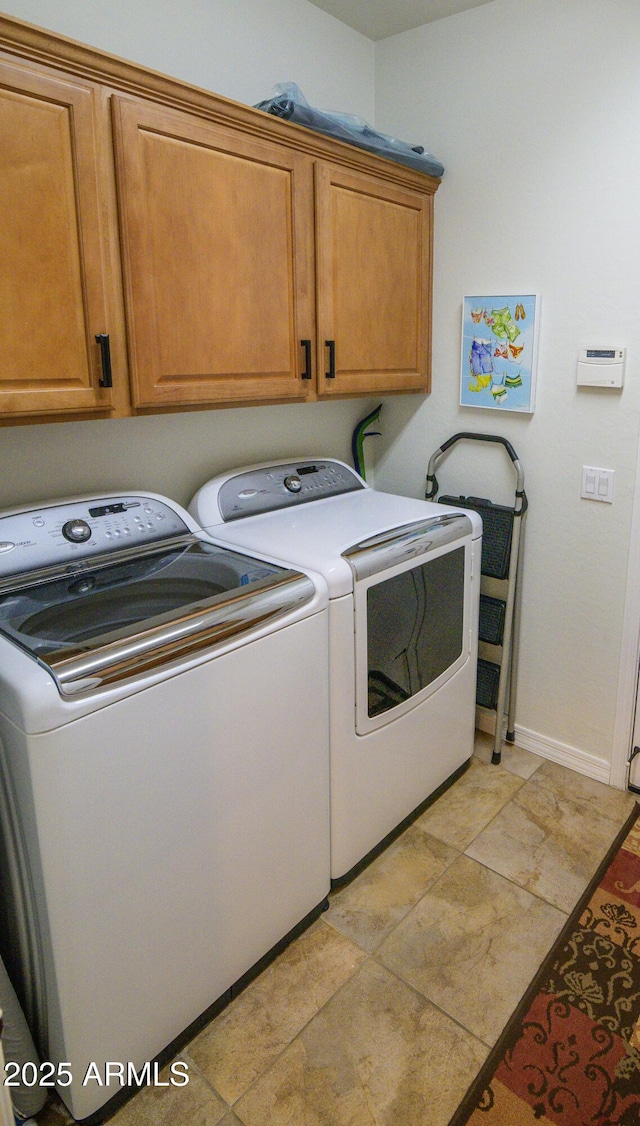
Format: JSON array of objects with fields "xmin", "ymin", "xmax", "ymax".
[{"xmin": 190, "ymin": 459, "xmax": 482, "ymax": 883}]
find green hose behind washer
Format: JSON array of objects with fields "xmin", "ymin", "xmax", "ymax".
[{"xmin": 351, "ymin": 404, "xmax": 382, "ymax": 480}]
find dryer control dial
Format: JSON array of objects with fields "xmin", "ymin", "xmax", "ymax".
[
  {"xmin": 62, "ymin": 518, "xmax": 92, "ymax": 543},
  {"xmin": 283, "ymin": 475, "xmax": 302, "ymax": 494}
]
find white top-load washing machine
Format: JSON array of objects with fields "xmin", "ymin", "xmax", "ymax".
[
  {"xmin": 0, "ymin": 492, "xmax": 329, "ymax": 1122},
  {"xmin": 190, "ymin": 459, "xmax": 482, "ymax": 882}
]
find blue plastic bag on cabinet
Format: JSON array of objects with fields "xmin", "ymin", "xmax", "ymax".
[{"xmin": 254, "ymin": 83, "xmax": 444, "ymax": 178}]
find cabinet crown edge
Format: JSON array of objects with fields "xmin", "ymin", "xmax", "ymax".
[{"xmin": 0, "ymin": 12, "xmax": 441, "ymax": 195}]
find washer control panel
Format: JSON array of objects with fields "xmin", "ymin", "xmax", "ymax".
[
  {"xmin": 218, "ymin": 460, "xmax": 365, "ymax": 522},
  {"xmin": 0, "ymin": 496, "xmax": 190, "ymax": 579}
]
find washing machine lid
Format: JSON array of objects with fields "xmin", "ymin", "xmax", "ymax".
[
  {"xmin": 0, "ymin": 494, "xmax": 316, "ymax": 695},
  {"xmin": 190, "ymin": 462, "xmax": 482, "ymax": 599}
]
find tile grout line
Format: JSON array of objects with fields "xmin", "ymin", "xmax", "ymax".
[
  {"xmin": 417, "ymin": 751, "xmax": 534, "ymax": 856},
  {"xmin": 200, "ymin": 926, "xmax": 372, "ymax": 1114},
  {"xmin": 241, "ymin": 771, "xmax": 624, "ymax": 1114},
  {"xmin": 367, "ymin": 953, "xmax": 494, "ymax": 1052},
  {"xmin": 460, "ymin": 758, "xmax": 637, "ymax": 911},
  {"xmin": 179, "ymin": 1047, "xmax": 235, "ymax": 1121},
  {"xmin": 224, "ymin": 790, "xmax": 637, "ymax": 1125},
  {"xmin": 99, "ymin": 749, "xmax": 635, "ymax": 1126},
  {"xmin": 322, "ymin": 838, "xmax": 465, "ymax": 952},
  {"xmin": 459, "ymin": 849, "xmax": 573, "ymax": 915}
]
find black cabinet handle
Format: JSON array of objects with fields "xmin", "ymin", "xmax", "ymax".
[
  {"xmin": 95, "ymin": 334, "xmax": 113, "ymax": 388},
  {"xmin": 325, "ymin": 339, "xmax": 336, "ymax": 379},
  {"xmin": 300, "ymin": 339, "xmax": 312, "ymax": 380}
]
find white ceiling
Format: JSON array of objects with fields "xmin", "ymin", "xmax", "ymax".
[{"xmin": 307, "ymin": 0, "xmax": 495, "ymax": 40}]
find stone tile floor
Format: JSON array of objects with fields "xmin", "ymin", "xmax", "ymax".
[{"xmin": 39, "ymin": 734, "xmax": 637, "ymax": 1126}]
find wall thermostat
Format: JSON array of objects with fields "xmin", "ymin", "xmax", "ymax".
[{"xmin": 577, "ymin": 346, "xmax": 626, "ymax": 388}]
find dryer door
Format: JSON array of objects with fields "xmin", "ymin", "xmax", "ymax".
[{"xmin": 345, "ymin": 515, "xmax": 474, "ymax": 735}]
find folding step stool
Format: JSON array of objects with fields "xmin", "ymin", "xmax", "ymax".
[{"xmin": 426, "ymin": 432, "xmax": 527, "ymax": 765}]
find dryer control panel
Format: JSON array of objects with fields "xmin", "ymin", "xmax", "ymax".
[
  {"xmin": 216, "ymin": 460, "xmax": 365, "ymax": 522},
  {"xmin": 0, "ymin": 495, "xmax": 190, "ymax": 580}
]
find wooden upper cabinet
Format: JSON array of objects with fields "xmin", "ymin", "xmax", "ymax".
[
  {"xmin": 111, "ymin": 96, "xmax": 315, "ymax": 409},
  {"xmin": 0, "ymin": 60, "xmax": 114, "ymax": 417},
  {"xmin": 0, "ymin": 15, "xmax": 440, "ymax": 422},
  {"xmin": 314, "ymin": 162, "xmax": 432, "ymax": 397}
]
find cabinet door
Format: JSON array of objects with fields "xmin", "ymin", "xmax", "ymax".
[
  {"xmin": 112, "ymin": 97, "xmax": 315, "ymax": 409},
  {"xmin": 0, "ymin": 60, "xmax": 113, "ymax": 417},
  {"xmin": 315, "ymin": 163, "xmax": 432, "ymax": 397}
]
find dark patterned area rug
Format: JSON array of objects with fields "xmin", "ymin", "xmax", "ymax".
[{"xmin": 449, "ymin": 802, "xmax": 640, "ymax": 1126}]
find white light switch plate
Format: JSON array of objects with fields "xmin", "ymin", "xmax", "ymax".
[{"xmin": 581, "ymin": 466, "xmax": 615, "ymax": 503}]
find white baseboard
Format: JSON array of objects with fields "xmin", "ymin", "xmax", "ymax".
[{"xmin": 476, "ymin": 711, "xmax": 611, "ymax": 785}]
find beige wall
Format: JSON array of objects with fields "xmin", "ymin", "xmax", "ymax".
[
  {"xmin": 2, "ymin": 0, "xmax": 638, "ymax": 779},
  {"xmin": 0, "ymin": 0, "xmax": 375, "ymax": 114},
  {"xmin": 0, "ymin": 0, "xmax": 377, "ymax": 510},
  {"xmin": 374, "ymin": 0, "xmax": 640, "ymax": 775}
]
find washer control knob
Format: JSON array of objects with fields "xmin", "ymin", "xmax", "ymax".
[
  {"xmin": 62, "ymin": 518, "xmax": 92, "ymax": 543},
  {"xmin": 284, "ymin": 474, "xmax": 302, "ymax": 494}
]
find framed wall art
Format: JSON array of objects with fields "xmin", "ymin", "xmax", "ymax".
[{"xmin": 460, "ymin": 293, "xmax": 540, "ymax": 413}]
